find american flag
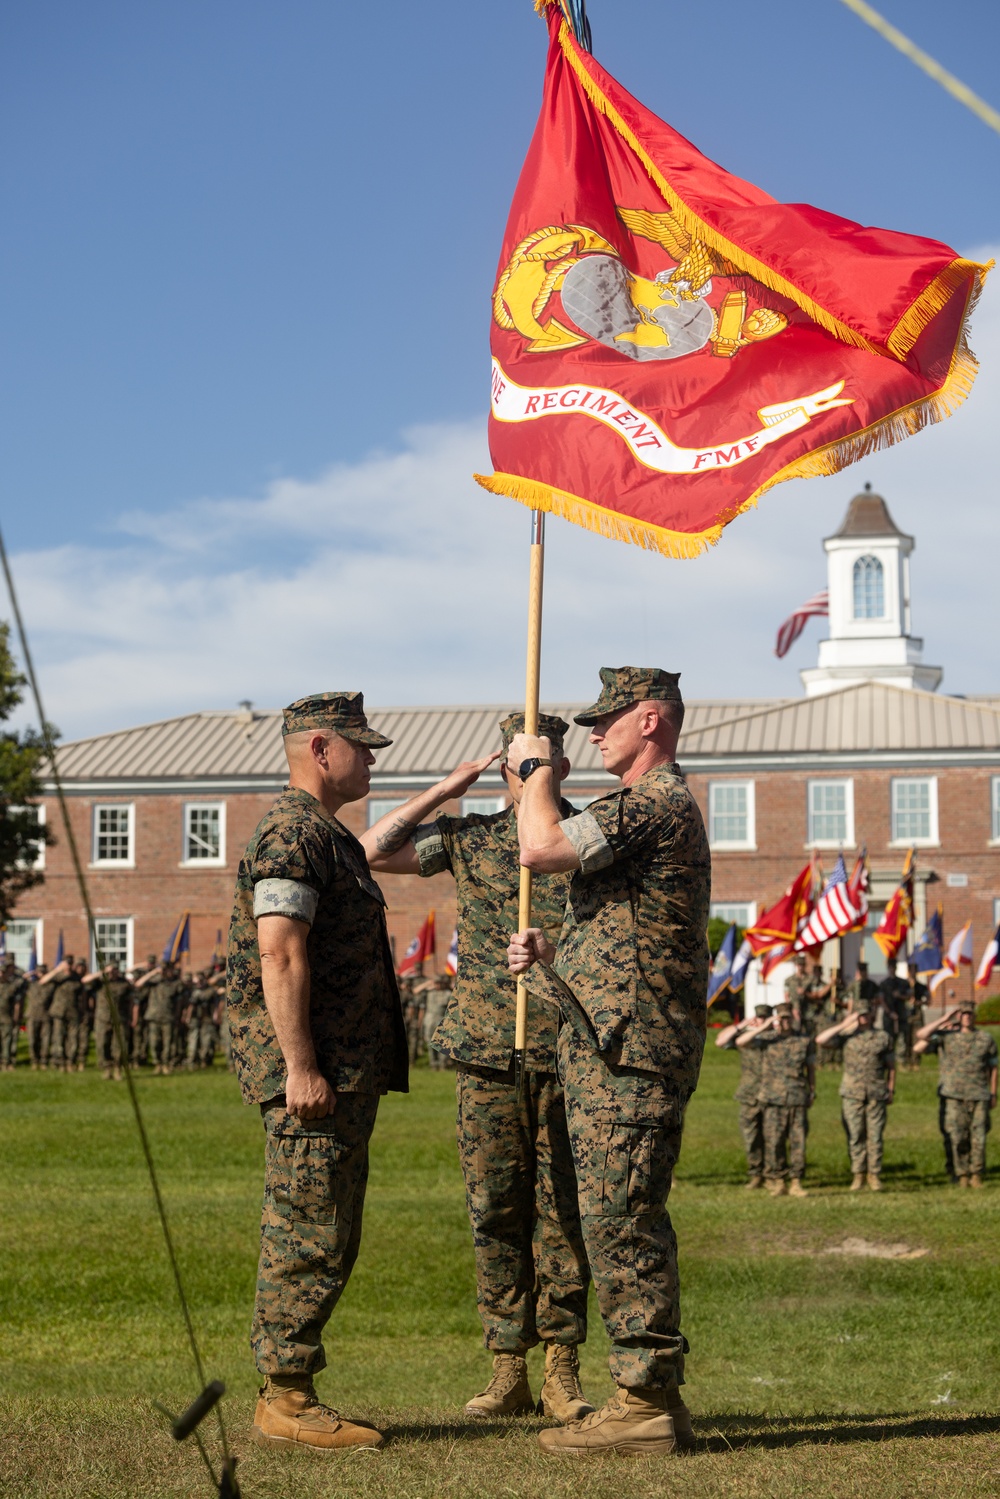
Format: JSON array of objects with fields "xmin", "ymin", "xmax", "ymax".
[
  {"xmin": 795, "ymin": 854, "xmax": 866, "ymax": 949},
  {"xmin": 775, "ymin": 589, "xmax": 829, "ymax": 659}
]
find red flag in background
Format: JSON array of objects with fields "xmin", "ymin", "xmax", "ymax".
[
  {"xmin": 398, "ymin": 911, "xmax": 436, "ymax": 976},
  {"xmin": 477, "ymin": 1, "xmax": 989, "ymax": 557},
  {"xmin": 745, "ymin": 865, "xmax": 814, "ymax": 957},
  {"xmin": 873, "ymin": 851, "xmax": 914, "ymax": 962}
]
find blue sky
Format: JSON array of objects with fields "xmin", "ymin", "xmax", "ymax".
[{"xmin": 2, "ymin": 0, "xmax": 999, "ymax": 736}]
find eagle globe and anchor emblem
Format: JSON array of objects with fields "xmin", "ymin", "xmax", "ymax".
[{"xmin": 493, "ymin": 208, "xmax": 789, "ymax": 361}]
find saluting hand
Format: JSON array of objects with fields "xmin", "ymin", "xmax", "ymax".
[{"xmin": 438, "ymin": 752, "xmax": 503, "ymax": 800}]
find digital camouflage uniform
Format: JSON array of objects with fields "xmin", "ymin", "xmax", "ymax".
[
  {"xmin": 784, "ymin": 972, "xmax": 813, "ymax": 1034},
  {"xmin": 531, "ymin": 749, "xmax": 711, "ymax": 1391},
  {"xmin": 0, "ymin": 970, "xmax": 26, "ymax": 1067},
  {"xmin": 412, "ymin": 791, "xmax": 590, "ymax": 1354},
  {"xmin": 25, "ymin": 978, "xmax": 50, "ymax": 1066},
  {"xmin": 832, "ymin": 1028, "xmax": 895, "ymax": 1175},
  {"xmin": 733, "ymin": 1040, "xmax": 766, "ymax": 1178},
  {"xmin": 421, "ymin": 982, "xmax": 452, "ymax": 1071},
  {"xmin": 186, "ymin": 986, "xmax": 219, "ymax": 1068},
  {"xmin": 227, "ymin": 784, "xmax": 408, "ymax": 1378},
  {"xmin": 47, "ymin": 975, "xmax": 83, "ymax": 1068},
  {"xmin": 90, "ymin": 977, "xmax": 134, "ymax": 1074},
  {"xmin": 924, "ymin": 1028, "xmax": 998, "ymax": 1179},
  {"xmin": 752, "ymin": 1031, "xmax": 816, "ymax": 1181},
  {"xmin": 145, "ymin": 978, "xmax": 186, "ymax": 1068}
]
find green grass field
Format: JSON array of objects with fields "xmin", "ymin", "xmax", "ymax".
[{"xmin": 1, "ymin": 1040, "xmax": 998, "ymax": 1499}]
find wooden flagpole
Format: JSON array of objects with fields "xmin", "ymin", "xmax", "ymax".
[{"xmin": 513, "ymin": 508, "xmax": 545, "ymax": 1096}]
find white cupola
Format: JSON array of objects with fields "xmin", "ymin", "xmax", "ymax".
[{"xmin": 800, "ymin": 484, "xmax": 942, "ymax": 697}]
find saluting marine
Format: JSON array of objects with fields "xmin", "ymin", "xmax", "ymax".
[
  {"xmin": 739, "ymin": 1002, "xmax": 815, "ymax": 1197},
  {"xmin": 915, "ymin": 1000, "xmax": 998, "ymax": 1188},
  {"xmin": 817, "ymin": 998, "xmax": 896, "ymax": 1190},
  {"xmin": 715, "ymin": 1004, "xmax": 773, "ymax": 1188}
]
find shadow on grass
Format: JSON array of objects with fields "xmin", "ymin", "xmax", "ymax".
[
  {"xmin": 696, "ymin": 1410, "xmax": 1000, "ymax": 1452},
  {"xmin": 383, "ymin": 1417, "xmax": 549, "ymax": 1444}
]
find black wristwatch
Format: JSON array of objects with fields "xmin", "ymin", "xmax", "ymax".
[{"xmin": 517, "ymin": 757, "xmax": 552, "ymax": 781}]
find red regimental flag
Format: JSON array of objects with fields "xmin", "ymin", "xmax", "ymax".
[
  {"xmin": 745, "ymin": 864, "xmax": 814, "ymax": 956},
  {"xmin": 398, "ymin": 911, "xmax": 436, "ymax": 976},
  {"xmin": 873, "ymin": 852, "xmax": 914, "ymax": 962},
  {"xmin": 476, "ymin": 2, "xmax": 990, "ymax": 557}
]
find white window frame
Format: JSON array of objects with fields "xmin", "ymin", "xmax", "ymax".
[
  {"xmin": 91, "ymin": 916, "xmax": 134, "ymax": 972},
  {"xmin": 6, "ymin": 917, "xmax": 42, "ymax": 969},
  {"xmin": 807, "ymin": 778, "xmax": 855, "ymax": 849},
  {"xmin": 460, "ymin": 795, "xmax": 508, "ymax": 817},
  {"xmin": 709, "ymin": 901, "xmax": 757, "ymax": 929},
  {"xmin": 990, "ymin": 776, "xmax": 1000, "ymax": 845},
  {"xmin": 91, "ymin": 803, "xmax": 135, "ymax": 868},
  {"xmin": 366, "ymin": 797, "xmax": 408, "ymax": 829},
  {"xmin": 852, "ymin": 554, "xmax": 885, "ymax": 619},
  {"xmin": 707, "ymin": 780, "xmax": 756, "ymax": 851},
  {"xmin": 11, "ymin": 803, "xmax": 46, "ymax": 870},
  {"xmin": 181, "ymin": 801, "xmax": 226, "ymax": 867},
  {"xmin": 890, "ymin": 776, "xmax": 939, "ymax": 848}
]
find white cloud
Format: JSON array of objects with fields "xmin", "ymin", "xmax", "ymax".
[{"xmin": 7, "ymin": 248, "xmax": 999, "ymax": 741}]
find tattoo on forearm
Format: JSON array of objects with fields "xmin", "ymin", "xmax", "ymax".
[{"xmin": 376, "ymin": 815, "xmax": 418, "ymax": 854}]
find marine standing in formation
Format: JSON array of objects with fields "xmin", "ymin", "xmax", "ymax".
[
  {"xmin": 0, "ymin": 957, "xmax": 26, "ymax": 1070},
  {"xmin": 738, "ymin": 1002, "xmax": 815, "ymax": 1197},
  {"xmin": 816, "ymin": 998, "xmax": 895, "ymax": 1191},
  {"xmin": 364, "ymin": 712, "xmax": 592, "ymax": 1425},
  {"xmin": 508, "ymin": 667, "xmax": 710, "ymax": 1458},
  {"xmin": 226, "ymin": 692, "xmax": 408, "ymax": 1454},
  {"xmin": 915, "ymin": 1000, "xmax": 998, "ymax": 1187},
  {"xmin": 715, "ymin": 1004, "xmax": 773, "ymax": 1188},
  {"xmin": 83, "ymin": 962, "xmax": 135, "ymax": 1081}
]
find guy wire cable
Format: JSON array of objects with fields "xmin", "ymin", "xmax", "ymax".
[{"xmin": 0, "ymin": 522, "xmax": 235, "ymax": 1497}]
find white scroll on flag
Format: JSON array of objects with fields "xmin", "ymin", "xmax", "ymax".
[
  {"xmin": 775, "ymin": 590, "xmax": 829, "ymax": 659},
  {"xmin": 929, "ymin": 920, "xmax": 975, "ymax": 994},
  {"xmin": 795, "ymin": 854, "xmax": 867, "ymax": 949},
  {"xmin": 974, "ymin": 923, "xmax": 999, "ymax": 989}
]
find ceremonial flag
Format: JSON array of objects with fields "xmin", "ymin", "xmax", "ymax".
[
  {"xmin": 476, "ymin": 1, "xmax": 989, "ymax": 557},
  {"xmin": 27, "ymin": 933, "xmax": 37, "ymax": 974},
  {"xmin": 163, "ymin": 913, "xmax": 190, "ymax": 964},
  {"xmin": 55, "ymin": 930, "xmax": 64, "ymax": 966},
  {"xmin": 398, "ymin": 911, "xmax": 436, "ymax": 977},
  {"xmin": 707, "ymin": 923, "xmax": 738, "ymax": 1007},
  {"xmin": 910, "ymin": 906, "xmax": 943, "ymax": 978},
  {"xmin": 0, "ymin": 928, "xmax": 6, "ymax": 959},
  {"xmin": 775, "ymin": 590, "xmax": 829, "ymax": 659},
  {"xmin": 728, "ymin": 938, "xmax": 752, "ymax": 994},
  {"xmin": 873, "ymin": 850, "xmax": 914, "ymax": 962},
  {"xmin": 796, "ymin": 854, "xmax": 854, "ymax": 949},
  {"xmin": 928, "ymin": 968, "xmax": 955, "ymax": 997},
  {"xmin": 745, "ymin": 864, "xmax": 813, "ymax": 955},
  {"xmin": 446, "ymin": 927, "xmax": 459, "ymax": 977},
  {"xmin": 975, "ymin": 924, "xmax": 1000, "ymax": 989},
  {"xmin": 942, "ymin": 920, "xmax": 974, "ymax": 974},
  {"xmin": 212, "ymin": 928, "xmax": 225, "ymax": 964},
  {"xmin": 760, "ymin": 943, "xmax": 794, "ymax": 981}
]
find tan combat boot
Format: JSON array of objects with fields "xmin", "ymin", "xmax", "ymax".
[
  {"xmin": 765, "ymin": 1179, "xmax": 787, "ymax": 1197},
  {"xmin": 867, "ymin": 1174, "xmax": 882, "ymax": 1192},
  {"xmin": 788, "ymin": 1179, "xmax": 809, "ymax": 1198},
  {"xmin": 970, "ymin": 1174, "xmax": 984, "ymax": 1189},
  {"xmin": 537, "ymin": 1384, "xmax": 693, "ymax": 1458},
  {"xmin": 958, "ymin": 1175, "xmax": 970, "ymax": 1189},
  {"xmin": 538, "ymin": 1344, "xmax": 594, "ymax": 1424},
  {"xmin": 252, "ymin": 1377, "xmax": 383, "ymax": 1452},
  {"xmin": 745, "ymin": 1175, "xmax": 764, "ymax": 1190},
  {"xmin": 464, "ymin": 1353, "xmax": 535, "ymax": 1418},
  {"xmin": 850, "ymin": 1174, "xmax": 865, "ymax": 1191}
]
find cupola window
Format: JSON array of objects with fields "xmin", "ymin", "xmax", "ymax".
[{"xmin": 852, "ymin": 554, "xmax": 884, "ymax": 619}]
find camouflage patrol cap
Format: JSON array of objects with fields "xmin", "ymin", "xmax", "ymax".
[
  {"xmin": 958, "ymin": 999, "xmax": 977, "ymax": 1014},
  {"xmin": 282, "ymin": 691, "xmax": 392, "ymax": 747},
  {"xmin": 853, "ymin": 998, "xmax": 872, "ymax": 1015},
  {"xmin": 754, "ymin": 1004, "xmax": 773, "ymax": 1019},
  {"xmin": 774, "ymin": 1002, "xmax": 794, "ymax": 1019},
  {"xmin": 574, "ymin": 666, "xmax": 683, "ymax": 726},
  {"xmin": 498, "ymin": 711, "xmax": 570, "ymax": 762}
]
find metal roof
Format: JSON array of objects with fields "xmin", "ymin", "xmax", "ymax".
[
  {"xmin": 827, "ymin": 485, "xmax": 910, "ymax": 542},
  {"xmin": 45, "ymin": 681, "xmax": 1000, "ymax": 789}
]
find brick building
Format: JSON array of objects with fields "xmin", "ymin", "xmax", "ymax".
[{"xmin": 10, "ymin": 489, "xmax": 1000, "ymax": 1001}]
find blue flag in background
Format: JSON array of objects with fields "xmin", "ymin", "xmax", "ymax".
[
  {"xmin": 728, "ymin": 939, "xmax": 753, "ymax": 994},
  {"xmin": 54, "ymin": 930, "xmax": 64, "ymax": 965},
  {"xmin": 27, "ymin": 933, "xmax": 37, "ymax": 974},
  {"xmin": 163, "ymin": 913, "xmax": 191, "ymax": 964},
  {"xmin": 708, "ymin": 923, "xmax": 738, "ymax": 1006},
  {"xmin": 910, "ymin": 906, "xmax": 943, "ymax": 979}
]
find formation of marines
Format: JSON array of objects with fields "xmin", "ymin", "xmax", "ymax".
[
  {"xmin": 717, "ymin": 949, "xmax": 997, "ymax": 1193},
  {"xmin": 0, "ymin": 953, "xmax": 232, "ymax": 1076}
]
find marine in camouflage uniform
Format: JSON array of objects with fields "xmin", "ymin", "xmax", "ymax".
[
  {"xmin": 916, "ymin": 999, "xmax": 999, "ymax": 1187},
  {"xmin": 25, "ymin": 972, "xmax": 51, "ymax": 1068},
  {"xmin": 227, "ymin": 691, "xmax": 407, "ymax": 1454},
  {"xmin": 0, "ymin": 960, "xmax": 27, "ymax": 1069},
  {"xmin": 784, "ymin": 958, "xmax": 812, "ymax": 1032},
  {"xmin": 364, "ymin": 712, "xmax": 593, "ymax": 1424},
  {"xmin": 507, "ymin": 668, "xmax": 709, "ymax": 1458},
  {"xmin": 185, "ymin": 975, "xmax": 220, "ymax": 1069},
  {"xmin": 42, "ymin": 959, "xmax": 86, "ymax": 1072},
  {"xmin": 741, "ymin": 1003, "xmax": 815, "ymax": 1196},
  {"xmin": 85, "ymin": 965, "xmax": 134, "ymax": 1079},
  {"xmin": 137, "ymin": 964, "xmax": 187, "ymax": 1074},
  {"xmin": 817, "ymin": 998, "xmax": 895, "ymax": 1189},
  {"xmin": 715, "ymin": 1004, "xmax": 773, "ymax": 1186},
  {"xmin": 418, "ymin": 975, "xmax": 453, "ymax": 1071}
]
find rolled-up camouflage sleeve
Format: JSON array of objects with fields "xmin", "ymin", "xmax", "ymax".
[
  {"xmin": 253, "ymin": 878, "xmax": 319, "ymax": 924},
  {"xmin": 559, "ymin": 812, "xmax": 612, "ymax": 874},
  {"xmin": 412, "ymin": 820, "xmax": 451, "ymax": 878}
]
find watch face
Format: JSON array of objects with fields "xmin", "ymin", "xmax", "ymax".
[{"xmin": 517, "ymin": 758, "xmax": 539, "ymax": 781}]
